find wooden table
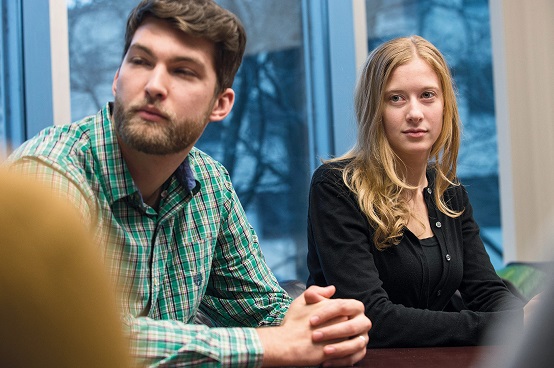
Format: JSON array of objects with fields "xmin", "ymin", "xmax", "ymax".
[{"xmin": 355, "ymin": 345, "xmax": 503, "ymax": 368}]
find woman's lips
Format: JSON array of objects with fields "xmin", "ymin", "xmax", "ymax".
[{"xmin": 403, "ymin": 129, "xmax": 427, "ymax": 138}]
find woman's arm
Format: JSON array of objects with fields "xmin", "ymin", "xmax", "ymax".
[{"xmin": 307, "ymin": 164, "xmax": 523, "ymax": 347}]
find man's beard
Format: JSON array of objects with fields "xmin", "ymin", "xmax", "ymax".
[{"xmin": 113, "ymin": 96, "xmax": 210, "ymax": 155}]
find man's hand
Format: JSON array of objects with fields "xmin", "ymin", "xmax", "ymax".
[
  {"xmin": 257, "ymin": 285, "xmax": 371, "ymax": 367},
  {"xmin": 306, "ymin": 285, "xmax": 370, "ymax": 367}
]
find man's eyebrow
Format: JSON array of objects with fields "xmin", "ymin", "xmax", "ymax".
[
  {"xmin": 128, "ymin": 43, "xmax": 206, "ymax": 67},
  {"xmin": 128, "ymin": 43, "xmax": 154, "ymax": 57}
]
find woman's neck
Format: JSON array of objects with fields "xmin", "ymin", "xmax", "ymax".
[{"xmin": 397, "ymin": 159, "xmax": 429, "ymax": 191}]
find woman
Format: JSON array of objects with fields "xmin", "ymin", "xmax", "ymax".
[{"xmin": 306, "ymin": 35, "xmax": 528, "ymax": 347}]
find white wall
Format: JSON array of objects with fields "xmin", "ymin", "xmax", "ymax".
[
  {"xmin": 49, "ymin": 0, "xmax": 71, "ymax": 126},
  {"xmin": 490, "ymin": 0, "xmax": 554, "ymax": 263}
]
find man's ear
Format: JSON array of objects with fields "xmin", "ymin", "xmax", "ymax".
[
  {"xmin": 209, "ymin": 88, "xmax": 235, "ymax": 122},
  {"xmin": 112, "ymin": 69, "xmax": 120, "ymax": 96}
]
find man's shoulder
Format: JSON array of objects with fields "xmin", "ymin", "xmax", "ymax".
[
  {"xmin": 8, "ymin": 116, "xmax": 96, "ymax": 166},
  {"xmin": 5, "ymin": 115, "xmax": 103, "ymax": 191},
  {"xmin": 188, "ymin": 147, "xmax": 231, "ymax": 182}
]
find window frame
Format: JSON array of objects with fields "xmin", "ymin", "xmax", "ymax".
[
  {"xmin": 1, "ymin": 0, "xmax": 25, "ymax": 150},
  {"xmin": 1, "ymin": 0, "xmax": 70, "ymax": 151}
]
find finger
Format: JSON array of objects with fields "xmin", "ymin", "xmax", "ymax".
[
  {"xmin": 313, "ymin": 314, "xmax": 371, "ymax": 342},
  {"xmin": 320, "ymin": 335, "xmax": 368, "ymax": 367},
  {"xmin": 310, "ymin": 298, "xmax": 365, "ymax": 327},
  {"xmin": 304, "ymin": 285, "xmax": 336, "ymax": 304}
]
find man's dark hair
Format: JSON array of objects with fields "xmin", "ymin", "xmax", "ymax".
[{"xmin": 123, "ymin": 0, "xmax": 247, "ymax": 94}]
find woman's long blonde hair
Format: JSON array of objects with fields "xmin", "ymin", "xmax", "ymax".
[{"xmin": 332, "ymin": 35, "xmax": 462, "ymax": 250}]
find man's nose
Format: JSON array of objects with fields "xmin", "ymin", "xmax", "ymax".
[{"xmin": 145, "ymin": 66, "xmax": 168, "ymax": 100}]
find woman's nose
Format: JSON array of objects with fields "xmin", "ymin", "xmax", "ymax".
[{"xmin": 406, "ymin": 101, "xmax": 424, "ymax": 123}]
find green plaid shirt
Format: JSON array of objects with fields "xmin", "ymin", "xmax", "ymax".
[{"xmin": 7, "ymin": 103, "xmax": 292, "ymax": 367}]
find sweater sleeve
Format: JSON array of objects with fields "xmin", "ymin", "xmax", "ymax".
[
  {"xmin": 306, "ymin": 164, "xmax": 524, "ymax": 347},
  {"xmin": 455, "ymin": 187, "xmax": 525, "ymax": 312}
]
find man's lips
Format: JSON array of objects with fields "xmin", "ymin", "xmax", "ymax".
[{"xmin": 136, "ymin": 106, "xmax": 168, "ymax": 122}]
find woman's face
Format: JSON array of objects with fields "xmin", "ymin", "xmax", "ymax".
[{"xmin": 382, "ymin": 57, "xmax": 444, "ymax": 163}]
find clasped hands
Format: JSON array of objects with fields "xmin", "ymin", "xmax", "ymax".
[{"xmin": 258, "ymin": 285, "xmax": 371, "ymax": 367}]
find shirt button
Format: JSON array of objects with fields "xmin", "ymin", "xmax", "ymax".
[
  {"xmin": 427, "ymin": 188, "xmax": 432, "ymax": 194},
  {"xmin": 160, "ymin": 190, "xmax": 168, "ymax": 198},
  {"xmin": 437, "ymin": 290, "xmax": 441, "ymax": 296},
  {"xmin": 194, "ymin": 273, "xmax": 203, "ymax": 286},
  {"xmin": 445, "ymin": 254, "xmax": 451, "ymax": 261},
  {"xmin": 435, "ymin": 221, "xmax": 442, "ymax": 228}
]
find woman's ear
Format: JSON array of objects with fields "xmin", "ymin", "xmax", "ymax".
[{"xmin": 209, "ymin": 88, "xmax": 235, "ymax": 122}]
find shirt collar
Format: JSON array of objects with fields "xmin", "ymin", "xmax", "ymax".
[
  {"xmin": 175, "ymin": 156, "xmax": 199, "ymax": 193},
  {"xmin": 95, "ymin": 102, "xmax": 198, "ymax": 204}
]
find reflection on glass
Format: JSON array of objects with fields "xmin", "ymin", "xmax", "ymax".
[
  {"xmin": 67, "ymin": 0, "xmax": 309, "ymax": 281},
  {"xmin": 365, "ymin": 0, "xmax": 503, "ymax": 267}
]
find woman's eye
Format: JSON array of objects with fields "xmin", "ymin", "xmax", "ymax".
[
  {"xmin": 422, "ymin": 91, "xmax": 435, "ymax": 99},
  {"xmin": 390, "ymin": 95, "xmax": 402, "ymax": 102}
]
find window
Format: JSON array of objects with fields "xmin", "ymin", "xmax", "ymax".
[
  {"xmin": 365, "ymin": 0, "xmax": 503, "ymax": 267},
  {"xmin": 4, "ymin": 0, "xmax": 502, "ymax": 280},
  {"xmin": 198, "ymin": 0, "xmax": 310, "ymax": 281}
]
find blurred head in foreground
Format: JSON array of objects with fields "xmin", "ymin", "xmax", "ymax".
[
  {"xmin": 478, "ymin": 256, "xmax": 554, "ymax": 368},
  {"xmin": 0, "ymin": 169, "xmax": 130, "ymax": 367}
]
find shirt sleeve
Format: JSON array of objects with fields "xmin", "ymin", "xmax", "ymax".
[
  {"xmin": 201, "ymin": 186, "xmax": 292, "ymax": 329},
  {"xmin": 126, "ymin": 183, "xmax": 291, "ymax": 367},
  {"xmin": 306, "ymin": 164, "xmax": 524, "ymax": 347},
  {"xmin": 8, "ymin": 157, "xmax": 292, "ymax": 367},
  {"xmin": 124, "ymin": 315, "xmax": 264, "ymax": 367}
]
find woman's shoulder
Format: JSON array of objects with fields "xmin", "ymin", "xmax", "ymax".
[
  {"xmin": 311, "ymin": 158, "xmax": 352, "ymax": 185},
  {"xmin": 427, "ymin": 166, "xmax": 469, "ymax": 204}
]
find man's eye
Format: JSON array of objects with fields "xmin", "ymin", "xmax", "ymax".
[
  {"xmin": 130, "ymin": 57, "xmax": 148, "ymax": 66},
  {"xmin": 175, "ymin": 69, "xmax": 196, "ymax": 77}
]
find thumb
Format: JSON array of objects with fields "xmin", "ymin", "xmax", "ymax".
[{"xmin": 304, "ymin": 285, "xmax": 336, "ymax": 304}]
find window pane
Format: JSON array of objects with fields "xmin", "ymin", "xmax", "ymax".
[
  {"xmin": 0, "ymin": 0, "xmax": 24, "ymax": 156},
  {"xmin": 365, "ymin": 0, "xmax": 503, "ymax": 267},
  {"xmin": 67, "ymin": 0, "xmax": 309, "ymax": 281},
  {"xmin": 200, "ymin": 1, "xmax": 309, "ymax": 281}
]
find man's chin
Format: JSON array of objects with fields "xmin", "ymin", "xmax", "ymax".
[{"xmin": 129, "ymin": 141, "xmax": 184, "ymax": 156}]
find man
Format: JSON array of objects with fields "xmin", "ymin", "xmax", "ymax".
[{"xmin": 7, "ymin": 0, "xmax": 371, "ymax": 366}]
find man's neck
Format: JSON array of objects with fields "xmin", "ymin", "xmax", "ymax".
[{"xmin": 117, "ymin": 137, "xmax": 190, "ymax": 208}]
